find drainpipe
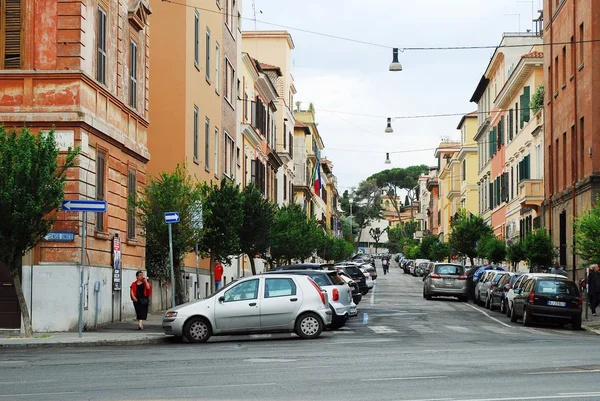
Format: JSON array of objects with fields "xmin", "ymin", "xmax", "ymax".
[{"xmin": 571, "ymin": 0, "xmax": 578, "ymax": 282}]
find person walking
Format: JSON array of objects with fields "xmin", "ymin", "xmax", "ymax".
[
  {"xmin": 214, "ymin": 259, "xmax": 224, "ymax": 292},
  {"xmin": 588, "ymin": 264, "xmax": 600, "ymax": 316},
  {"xmin": 130, "ymin": 271, "xmax": 152, "ymax": 330}
]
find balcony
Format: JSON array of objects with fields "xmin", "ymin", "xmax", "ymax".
[
  {"xmin": 276, "ymin": 144, "xmax": 292, "ymax": 164},
  {"xmin": 518, "ymin": 179, "xmax": 544, "ymax": 211}
]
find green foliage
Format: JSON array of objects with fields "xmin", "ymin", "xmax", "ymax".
[
  {"xmin": 574, "ymin": 197, "xmax": 600, "ymax": 265},
  {"xmin": 0, "ymin": 127, "xmax": 79, "ymax": 335},
  {"xmin": 448, "ymin": 210, "xmax": 493, "ymax": 265},
  {"xmin": 530, "ymin": 84, "xmax": 544, "ymax": 114},
  {"xmin": 404, "ymin": 243, "xmax": 420, "ymax": 259},
  {"xmin": 369, "ymin": 227, "xmax": 387, "ymax": 253},
  {"xmin": 523, "ymin": 229, "xmax": 556, "ymax": 272},
  {"xmin": 134, "ymin": 165, "xmax": 203, "ymax": 304},
  {"xmin": 340, "ymin": 180, "xmax": 384, "ymax": 248},
  {"xmin": 199, "ymin": 178, "xmax": 244, "ymax": 266},
  {"xmin": 476, "ymin": 235, "xmax": 506, "ymax": 264},
  {"xmin": 239, "ymin": 184, "xmax": 275, "ymax": 275},
  {"xmin": 419, "ymin": 235, "xmax": 438, "ymax": 260},
  {"xmin": 387, "ymin": 221, "xmax": 419, "ymax": 253},
  {"xmin": 271, "ymin": 204, "xmax": 317, "ymax": 264},
  {"xmin": 429, "ymin": 241, "xmax": 452, "ymax": 262},
  {"xmin": 506, "ymin": 240, "xmax": 526, "ymax": 267}
]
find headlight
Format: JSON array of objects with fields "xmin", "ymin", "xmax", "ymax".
[{"xmin": 165, "ymin": 311, "xmax": 177, "ymax": 318}]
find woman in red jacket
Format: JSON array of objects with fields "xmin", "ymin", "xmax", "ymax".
[{"xmin": 130, "ymin": 271, "xmax": 152, "ymax": 330}]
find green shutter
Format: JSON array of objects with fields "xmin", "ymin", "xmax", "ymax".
[
  {"xmin": 499, "ymin": 117, "xmax": 504, "ymax": 146},
  {"xmin": 509, "ymin": 109, "xmax": 513, "ymax": 141},
  {"xmin": 489, "ymin": 131, "xmax": 493, "ymax": 156},
  {"xmin": 525, "ymin": 155, "xmax": 531, "ymax": 179},
  {"xmin": 522, "ymin": 86, "xmax": 531, "ymax": 123},
  {"xmin": 515, "ymin": 102, "xmax": 519, "ymax": 133},
  {"xmin": 489, "ymin": 183, "xmax": 493, "ymax": 210}
]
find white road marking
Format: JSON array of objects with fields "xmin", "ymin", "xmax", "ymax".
[
  {"xmin": 401, "ymin": 392, "xmax": 600, "ymax": 401},
  {"xmin": 0, "ymin": 392, "xmax": 81, "ymax": 398},
  {"xmin": 409, "ymin": 324, "xmax": 437, "ymax": 334},
  {"xmin": 177, "ymin": 383, "xmax": 276, "ymax": 389},
  {"xmin": 369, "ymin": 326, "xmax": 398, "ymax": 334},
  {"xmin": 445, "ymin": 325, "xmax": 470, "ymax": 333},
  {"xmin": 361, "ymin": 375, "xmax": 448, "ymax": 382},
  {"xmin": 463, "ymin": 302, "xmax": 513, "ymax": 328}
]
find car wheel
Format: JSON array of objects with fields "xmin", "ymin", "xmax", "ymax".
[
  {"xmin": 459, "ymin": 296, "xmax": 468, "ymax": 302},
  {"xmin": 184, "ymin": 317, "xmax": 212, "ymax": 343},
  {"xmin": 500, "ymin": 299, "xmax": 506, "ymax": 314},
  {"xmin": 572, "ymin": 315, "xmax": 582, "ymax": 330},
  {"xmin": 296, "ymin": 312, "xmax": 324, "ymax": 339},
  {"xmin": 489, "ymin": 298, "xmax": 496, "ymax": 311},
  {"xmin": 329, "ymin": 314, "xmax": 348, "ymax": 330},
  {"xmin": 523, "ymin": 308, "xmax": 533, "ymax": 327},
  {"xmin": 510, "ymin": 304, "xmax": 518, "ymax": 322},
  {"xmin": 425, "ymin": 292, "xmax": 432, "ymax": 300}
]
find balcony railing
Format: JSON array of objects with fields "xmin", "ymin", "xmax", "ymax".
[{"xmin": 518, "ymin": 178, "xmax": 543, "ymax": 211}]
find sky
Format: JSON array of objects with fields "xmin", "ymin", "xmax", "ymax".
[{"xmin": 241, "ymin": 0, "xmax": 544, "ymax": 194}]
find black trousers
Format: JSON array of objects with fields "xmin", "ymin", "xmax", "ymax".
[
  {"xmin": 590, "ymin": 292, "xmax": 600, "ymax": 313},
  {"xmin": 134, "ymin": 301, "xmax": 149, "ymax": 320}
]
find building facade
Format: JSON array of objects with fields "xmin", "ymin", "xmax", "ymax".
[
  {"xmin": 457, "ymin": 112, "xmax": 480, "ymax": 217},
  {"xmin": 0, "ymin": 0, "xmax": 151, "ymax": 331},
  {"xmin": 435, "ymin": 141, "xmax": 461, "ymax": 241},
  {"xmin": 543, "ymin": 0, "xmax": 600, "ymax": 280}
]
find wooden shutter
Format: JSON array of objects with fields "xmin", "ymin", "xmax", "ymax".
[
  {"xmin": 488, "ymin": 183, "xmax": 493, "ymax": 210},
  {"xmin": 3, "ymin": 0, "xmax": 22, "ymax": 69},
  {"xmin": 515, "ymin": 102, "xmax": 519, "ymax": 133},
  {"xmin": 522, "ymin": 86, "xmax": 531, "ymax": 123},
  {"xmin": 127, "ymin": 169, "xmax": 136, "ymax": 239},
  {"xmin": 509, "ymin": 109, "xmax": 514, "ymax": 141},
  {"xmin": 96, "ymin": 151, "xmax": 106, "ymax": 232}
]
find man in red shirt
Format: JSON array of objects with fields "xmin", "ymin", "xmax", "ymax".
[{"xmin": 214, "ymin": 259, "xmax": 224, "ymax": 292}]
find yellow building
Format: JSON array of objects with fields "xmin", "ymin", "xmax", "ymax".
[
  {"xmin": 457, "ymin": 112, "xmax": 480, "ymax": 216},
  {"xmin": 436, "ymin": 141, "xmax": 461, "ymax": 242},
  {"xmin": 321, "ymin": 159, "xmax": 341, "ymax": 235}
]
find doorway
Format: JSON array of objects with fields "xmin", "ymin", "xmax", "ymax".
[{"xmin": 0, "ymin": 263, "xmax": 20, "ymax": 329}]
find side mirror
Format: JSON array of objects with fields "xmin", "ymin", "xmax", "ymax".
[{"xmin": 218, "ymin": 296, "xmax": 225, "ymax": 303}]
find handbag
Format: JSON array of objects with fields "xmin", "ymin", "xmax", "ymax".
[{"xmin": 139, "ymin": 298, "xmax": 149, "ymax": 306}]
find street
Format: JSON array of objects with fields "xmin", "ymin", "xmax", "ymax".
[{"xmin": 2, "ymin": 262, "xmax": 600, "ymax": 401}]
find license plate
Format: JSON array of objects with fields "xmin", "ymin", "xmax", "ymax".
[
  {"xmin": 547, "ymin": 300, "xmax": 566, "ymax": 307},
  {"xmin": 444, "ymin": 278, "xmax": 454, "ymax": 284}
]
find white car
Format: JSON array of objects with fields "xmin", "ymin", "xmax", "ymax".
[
  {"xmin": 361, "ymin": 268, "xmax": 374, "ymax": 289},
  {"xmin": 162, "ymin": 274, "xmax": 333, "ymax": 343}
]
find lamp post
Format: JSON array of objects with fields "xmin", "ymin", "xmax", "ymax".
[{"xmin": 349, "ymin": 196, "xmax": 354, "ymax": 247}]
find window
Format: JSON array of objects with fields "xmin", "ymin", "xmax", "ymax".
[
  {"xmin": 562, "ymin": 132, "xmax": 567, "ymax": 189},
  {"xmin": 214, "ymin": 127, "xmax": 219, "ymax": 176},
  {"xmin": 97, "ymin": 7, "xmax": 107, "ymax": 84},
  {"xmin": 194, "ymin": 11, "xmax": 199, "ymax": 67},
  {"xmin": 283, "ymin": 175, "xmax": 287, "ymax": 200},
  {"xmin": 224, "ymin": 133, "xmax": 234, "ymax": 177},
  {"xmin": 580, "ymin": 117, "xmax": 585, "ymax": 178},
  {"xmin": 264, "ymin": 278, "xmax": 296, "ymax": 298},
  {"xmin": 572, "ymin": 125, "xmax": 577, "ymax": 181},
  {"xmin": 1, "ymin": 0, "xmax": 23, "ymax": 68},
  {"xmin": 96, "ymin": 150, "xmax": 106, "ymax": 232},
  {"xmin": 129, "ymin": 41, "xmax": 137, "ymax": 108},
  {"xmin": 562, "ymin": 46, "xmax": 567, "ymax": 85},
  {"xmin": 127, "ymin": 168, "xmax": 136, "ymax": 240},
  {"xmin": 193, "ymin": 106, "xmax": 199, "ymax": 163},
  {"xmin": 462, "ymin": 160, "xmax": 466, "ymax": 181},
  {"xmin": 554, "ymin": 56, "xmax": 559, "ymax": 93},
  {"xmin": 225, "ymin": 58, "xmax": 234, "ymax": 103},
  {"xmin": 225, "ymin": 0, "xmax": 233, "ymax": 31},
  {"xmin": 515, "ymin": 102, "xmax": 519, "ymax": 133},
  {"xmin": 244, "ymin": 91, "xmax": 248, "ymax": 121},
  {"xmin": 223, "ymin": 279, "xmax": 259, "ymax": 302},
  {"xmin": 579, "ymin": 23, "xmax": 584, "ymax": 67},
  {"xmin": 508, "ymin": 109, "xmax": 514, "ymax": 141},
  {"xmin": 215, "ymin": 43, "xmax": 220, "ymax": 93},
  {"xmin": 205, "ymin": 117, "xmax": 210, "ymax": 170},
  {"xmin": 205, "ymin": 28, "xmax": 210, "ymax": 81}
]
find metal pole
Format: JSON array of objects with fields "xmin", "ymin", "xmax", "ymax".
[
  {"xmin": 168, "ymin": 223, "xmax": 176, "ymax": 308},
  {"xmin": 78, "ymin": 211, "xmax": 86, "ymax": 338},
  {"xmin": 195, "ymin": 243, "xmax": 200, "ymax": 299}
]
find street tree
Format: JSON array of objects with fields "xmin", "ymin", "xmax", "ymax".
[
  {"xmin": 340, "ymin": 180, "xmax": 383, "ymax": 249},
  {"xmin": 404, "ymin": 243, "xmax": 420, "ymax": 260},
  {"xmin": 448, "ymin": 210, "xmax": 493, "ymax": 265},
  {"xmin": 506, "ymin": 240, "xmax": 526, "ymax": 270},
  {"xmin": 476, "ymin": 235, "xmax": 506, "ymax": 265},
  {"xmin": 368, "ymin": 165, "xmax": 429, "ymax": 222},
  {"xmin": 369, "ymin": 227, "xmax": 387, "ymax": 254},
  {"xmin": 573, "ymin": 197, "xmax": 600, "ymax": 265},
  {"xmin": 0, "ymin": 127, "xmax": 79, "ymax": 335},
  {"xmin": 135, "ymin": 165, "xmax": 202, "ymax": 305},
  {"xmin": 271, "ymin": 204, "xmax": 315, "ymax": 264},
  {"xmin": 523, "ymin": 229, "xmax": 556, "ymax": 272},
  {"xmin": 429, "ymin": 241, "xmax": 452, "ymax": 262},
  {"xmin": 199, "ymin": 178, "xmax": 244, "ymax": 290},
  {"xmin": 239, "ymin": 184, "xmax": 275, "ymax": 275}
]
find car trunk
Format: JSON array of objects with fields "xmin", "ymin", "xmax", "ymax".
[{"xmin": 532, "ymin": 280, "xmax": 581, "ymax": 311}]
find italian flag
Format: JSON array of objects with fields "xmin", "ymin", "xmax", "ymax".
[{"xmin": 312, "ymin": 161, "xmax": 322, "ymax": 194}]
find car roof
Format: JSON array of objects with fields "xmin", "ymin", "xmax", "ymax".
[{"xmin": 263, "ymin": 269, "xmax": 334, "ymax": 276}]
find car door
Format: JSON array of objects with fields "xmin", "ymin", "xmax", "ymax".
[
  {"xmin": 260, "ymin": 277, "xmax": 301, "ymax": 328},
  {"xmin": 507, "ymin": 274, "xmax": 527, "ymax": 311},
  {"xmin": 213, "ymin": 278, "xmax": 261, "ymax": 331},
  {"xmin": 514, "ymin": 279, "xmax": 534, "ymax": 317}
]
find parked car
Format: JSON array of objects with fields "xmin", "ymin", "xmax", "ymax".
[
  {"xmin": 475, "ymin": 270, "xmax": 503, "ymax": 306},
  {"xmin": 423, "ymin": 263, "xmax": 468, "ymax": 302},
  {"xmin": 482, "ymin": 271, "xmax": 509, "ymax": 309},
  {"xmin": 162, "ymin": 274, "xmax": 332, "ymax": 343},
  {"xmin": 331, "ymin": 264, "xmax": 369, "ymax": 295},
  {"xmin": 337, "ymin": 271, "xmax": 362, "ymax": 305},
  {"xmin": 505, "ymin": 273, "xmax": 568, "ymax": 318},
  {"xmin": 269, "ymin": 263, "xmax": 325, "ymax": 271},
  {"xmin": 489, "ymin": 272, "xmax": 522, "ymax": 313},
  {"xmin": 465, "ymin": 265, "xmax": 481, "ymax": 301},
  {"xmin": 510, "ymin": 276, "xmax": 582, "ymax": 329},
  {"xmin": 264, "ymin": 269, "xmax": 356, "ymax": 329},
  {"xmin": 361, "ymin": 268, "xmax": 375, "ymax": 290}
]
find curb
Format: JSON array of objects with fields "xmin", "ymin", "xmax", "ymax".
[{"xmin": 0, "ymin": 336, "xmax": 171, "ymax": 349}]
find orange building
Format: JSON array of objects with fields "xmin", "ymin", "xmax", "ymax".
[{"xmin": 0, "ymin": 0, "xmax": 151, "ymax": 331}]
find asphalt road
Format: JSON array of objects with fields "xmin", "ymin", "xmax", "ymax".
[{"xmin": 2, "ymin": 261, "xmax": 600, "ymax": 401}]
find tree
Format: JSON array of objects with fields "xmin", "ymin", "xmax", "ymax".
[
  {"xmin": 330, "ymin": 238, "xmax": 354, "ymax": 262},
  {"xmin": 429, "ymin": 241, "xmax": 452, "ymax": 262},
  {"xmin": 271, "ymin": 204, "xmax": 316, "ymax": 264},
  {"xmin": 523, "ymin": 229, "xmax": 556, "ymax": 272},
  {"xmin": 0, "ymin": 127, "xmax": 79, "ymax": 336},
  {"xmin": 448, "ymin": 210, "xmax": 493, "ymax": 265},
  {"xmin": 239, "ymin": 184, "xmax": 275, "ymax": 275},
  {"xmin": 574, "ymin": 197, "xmax": 600, "ymax": 265},
  {"xmin": 135, "ymin": 165, "xmax": 203, "ymax": 305},
  {"xmin": 506, "ymin": 240, "xmax": 526, "ymax": 271},
  {"xmin": 369, "ymin": 227, "xmax": 387, "ymax": 254},
  {"xmin": 404, "ymin": 243, "xmax": 420, "ymax": 259},
  {"xmin": 368, "ymin": 165, "xmax": 429, "ymax": 222},
  {"xmin": 199, "ymin": 178, "xmax": 244, "ymax": 291},
  {"xmin": 340, "ymin": 180, "xmax": 383, "ymax": 249},
  {"xmin": 477, "ymin": 235, "xmax": 506, "ymax": 265}
]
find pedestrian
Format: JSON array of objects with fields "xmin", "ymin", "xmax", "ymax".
[
  {"xmin": 130, "ymin": 271, "xmax": 152, "ymax": 330},
  {"xmin": 550, "ymin": 263, "xmax": 568, "ymax": 277},
  {"xmin": 588, "ymin": 264, "xmax": 600, "ymax": 316},
  {"xmin": 214, "ymin": 259, "xmax": 224, "ymax": 291}
]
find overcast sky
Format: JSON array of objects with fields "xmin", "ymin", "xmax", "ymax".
[{"xmin": 241, "ymin": 0, "xmax": 544, "ymax": 194}]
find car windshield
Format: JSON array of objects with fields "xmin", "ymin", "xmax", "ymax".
[
  {"xmin": 434, "ymin": 264, "xmax": 464, "ymax": 275},
  {"xmin": 492, "ymin": 274, "xmax": 504, "ymax": 284},
  {"xmin": 344, "ymin": 266, "xmax": 363, "ymax": 276},
  {"xmin": 327, "ymin": 272, "xmax": 346, "ymax": 285},
  {"xmin": 535, "ymin": 280, "xmax": 579, "ymax": 296},
  {"xmin": 509, "ymin": 275, "xmax": 522, "ymax": 285},
  {"xmin": 308, "ymin": 273, "xmax": 331, "ymax": 287}
]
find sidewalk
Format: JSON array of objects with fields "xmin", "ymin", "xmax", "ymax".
[
  {"xmin": 582, "ymin": 308, "xmax": 600, "ymax": 334},
  {"xmin": 0, "ymin": 311, "xmax": 170, "ymax": 349}
]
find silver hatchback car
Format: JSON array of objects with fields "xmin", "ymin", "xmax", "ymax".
[
  {"xmin": 423, "ymin": 263, "xmax": 468, "ymax": 302},
  {"xmin": 162, "ymin": 274, "xmax": 333, "ymax": 343}
]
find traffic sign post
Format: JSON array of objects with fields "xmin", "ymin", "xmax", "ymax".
[
  {"xmin": 62, "ymin": 199, "xmax": 107, "ymax": 338},
  {"xmin": 164, "ymin": 212, "xmax": 180, "ymax": 308}
]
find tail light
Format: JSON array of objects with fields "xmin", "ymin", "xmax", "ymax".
[
  {"xmin": 430, "ymin": 273, "xmax": 441, "ymax": 279},
  {"xmin": 307, "ymin": 277, "xmax": 326, "ymax": 305},
  {"xmin": 457, "ymin": 275, "xmax": 467, "ymax": 280},
  {"xmin": 578, "ymin": 297, "xmax": 583, "ymax": 310},
  {"xmin": 332, "ymin": 287, "xmax": 339, "ymax": 301},
  {"xmin": 528, "ymin": 292, "xmax": 535, "ymax": 305}
]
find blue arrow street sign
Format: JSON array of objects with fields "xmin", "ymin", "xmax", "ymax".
[
  {"xmin": 62, "ymin": 200, "xmax": 107, "ymax": 212},
  {"xmin": 164, "ymin": 212, "xmax": 180, "ymax": 224}
]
